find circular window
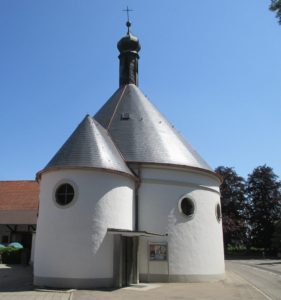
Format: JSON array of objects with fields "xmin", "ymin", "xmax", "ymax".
[
  {"xmin": 179, "ymin": 197, "xmax": 195, "ymax": 218},
  {"xmin": 216, "ymin": 203, "xmax": 222, "ymax": 222},
  {"xmin": 55, "ymin": 183, "xmax": 75, "ymax": 206}
]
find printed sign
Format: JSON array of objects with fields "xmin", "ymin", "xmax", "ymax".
[{"xmin": 149, "ymin": 243, "xmax": 168, "ymax": 261}]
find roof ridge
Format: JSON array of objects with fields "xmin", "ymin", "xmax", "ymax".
[
  {"xmin": 92, "ymin": 117, "xmax": 135, "ymax": 178},
  {"xmin": 107, "ymin": 85, "xmax": 127, "ymax": 130}
]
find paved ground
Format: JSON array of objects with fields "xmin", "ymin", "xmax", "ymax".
[
  {"xmin": 71, "ymin": 272, "xmax": 267, "ymax": 300},
  {"xmin": 0, "ymin": 264, "xmax": 71, "ymax": 300},
  {"xmin": 0, "ymin": 260, "xmax": 280, "ymax": 299},
  {"xmin": 227, "ymin": 260, "xmax": 281, "ymax": 300}
]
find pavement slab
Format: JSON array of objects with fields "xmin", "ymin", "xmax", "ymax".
[
  {"xmin": 0, "ymin": 264, "xmax": 71, "ymax": 300},
  {"xmin": 0, "ymin": 291, "xmax": 71, "ymax": 300},
  {"xmin": 70, "ymin": 272, "xmax": 266, "ymax": 300}
]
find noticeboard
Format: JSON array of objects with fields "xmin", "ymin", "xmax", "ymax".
[{"xmin": 149, "ymin": 243, "xmax": 168, "ymax": 261}]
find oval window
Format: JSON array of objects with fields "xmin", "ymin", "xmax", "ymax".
[
  {"xmin": 55, "ymin": 183, "xmax": 75, "ymax": 206},
  {"xmin": 216, "ymin": 203, "xmax": 222, "ymax": 222},
  {"xmin": 179, "ymin": 197, "xmax": 195, "ymax": 218}
]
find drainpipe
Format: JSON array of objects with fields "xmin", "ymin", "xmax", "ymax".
[{"xmin": 134, "ymin": 164, "xmax": 141, "ymax": 231}]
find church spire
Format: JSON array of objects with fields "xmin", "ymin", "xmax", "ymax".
[{"xmin": 117, "ymin": 16, "xmax": 141, "ymax": 87}]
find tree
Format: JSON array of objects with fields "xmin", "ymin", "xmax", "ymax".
[
  {"xmin": 270, "ymin": 0, "xmax": 281, "ymax": 24},
  {"xmin": 215, "ymin": 166, "xmax": 247, "ymax": 249},
  {"xmin": 246, "ymin": 165, "xmax": 281, "ymax": 249},
  {"xmin": 271, "ymin": 220, "xmax": 281, "ymax": 252}
]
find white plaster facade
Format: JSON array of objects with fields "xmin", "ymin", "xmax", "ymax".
[
  {"xmin": 34, "ymin": 169, "xmax": 134, "ymax": 288},
  {"xmin": 34, "ymin": 165, "xmax": 224, "ymax": 288},
  {"xmin": 137, "ymin": 166, "xmax": 224, "ymax": 282}
]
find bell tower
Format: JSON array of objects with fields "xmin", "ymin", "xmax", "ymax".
[{"xmin": 117, "ymin": 20, "xmax": 141, "ymax": 87}]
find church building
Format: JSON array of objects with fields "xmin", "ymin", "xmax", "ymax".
[{"xmin": 33, "ymin": 21, "xmax": 225, "ymax": 289}]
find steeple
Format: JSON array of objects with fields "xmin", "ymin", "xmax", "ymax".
[{"xmin": 117, "ymin": 20, "xmax": 141, "ymax": 87}]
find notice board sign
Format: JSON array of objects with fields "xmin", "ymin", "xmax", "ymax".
[{"xmin": 149, "ymin": 243, "xmax": 168, "ymax": 261}]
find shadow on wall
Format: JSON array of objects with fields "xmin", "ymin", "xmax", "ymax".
[
  {"xmin": 169, "ymin": 188, "xmax": 197, "ymax": 227},
  {"xmin": 90, "ymin": 178, "xmax": 134, "ymax": 255},
  {"xmin": 0, "ymin": 264, "xmax": 33, "ymax": 292}
]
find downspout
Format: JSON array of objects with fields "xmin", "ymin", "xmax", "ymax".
[
  {"xmin": 135, "ymin": 165, "xmax": 141, "ymax": 231},
  {"xmin": 128, "ymin": 163, "xmax": 141, "ymax": 231},
  {"xmin": 134, "ymin": 164, "xmax": 141, "ymax": 284}
]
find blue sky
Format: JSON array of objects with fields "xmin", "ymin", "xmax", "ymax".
[{"xmin": 0, "ymin": 0, "xmax": 280, "ymax": 181}]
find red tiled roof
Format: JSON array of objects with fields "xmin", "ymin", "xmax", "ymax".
[{"xmin": 0, "ymin": 181, "xmax": 39, "ymax": 211}]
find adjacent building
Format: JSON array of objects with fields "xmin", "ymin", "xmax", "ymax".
[{"xmin": 0, "ymin": 180, "xmax": 38, "ymax": 261}]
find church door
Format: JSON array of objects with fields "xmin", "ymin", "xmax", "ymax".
[{"xmin": 121, "ymin": 236, "xmax": 138, "ymax": 286}]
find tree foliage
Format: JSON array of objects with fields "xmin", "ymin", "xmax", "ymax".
[
  {"xmin": 270, "ymin": 0, "xmax": 281, "ymax": 24},
  {"xmin": 246, "ymin": 165, "xmax": 281, "ymax": 249},
  {"xmin": 215, "ymin": 166, "xmax": 247, "ymax": 248},
  {"xmin": 271, "ymin": 220, "xmax": 281, "ymax": 251}
]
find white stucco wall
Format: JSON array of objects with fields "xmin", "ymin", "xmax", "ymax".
[
  {"xmin": 138, "ymin": 166, "xmax": 224, "ymax": 280},
  {"xmin": 34, "ymin": 169, "xmax": 134, "ymax": 281}
]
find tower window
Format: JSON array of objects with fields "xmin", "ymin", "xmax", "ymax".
[
  {"xmin": 55, "ymin": 183, "xmax": 75, "ymax": 206},
  {"xmin": 178, "ymin": 197, "xmax": 195, "ymax": 219}
]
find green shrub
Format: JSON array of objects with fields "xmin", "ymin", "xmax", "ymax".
[{"xmin": 0, "ymin": 247, "xmax": 23, "ymax": 264}]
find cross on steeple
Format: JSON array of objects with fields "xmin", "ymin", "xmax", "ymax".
[
  {"xmin": 118, "ymin": 6, "xmax": 140, "ymax": 87},
  {"xmin": 123, "ymin": 6, "xmax": 133, "ymax": 22},
  {"xmin": 123, "ymin": 6, "xmax": 133, "ymax": 34}
]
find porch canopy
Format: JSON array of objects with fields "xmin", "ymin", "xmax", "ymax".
[{"xmin": 107, "ymin": 228, "xmax": 168, "ymax": 237}]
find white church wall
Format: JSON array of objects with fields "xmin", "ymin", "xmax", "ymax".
[
  {"xmin": 34, "ymin": 169, "xmax": 134, "ymax": 288},
  {"xmin": 138, "ymin": 166, "xmax": 224, "ymax": 282},
  {"xmin": 140, "ymin": 166, "xmax": 220, "ymax": 192},
  {"xmin": 139, "ymin": 236, "xmax": 169, "ymax": 281}
]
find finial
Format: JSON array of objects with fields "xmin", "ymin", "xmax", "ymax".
[
  {"xmin": 123, "ymin": 6, "xmax": 133, "ymax": 34},
  {"xmin": 126, "ymin": 21, "xmax": 131, "ymax": 34}
]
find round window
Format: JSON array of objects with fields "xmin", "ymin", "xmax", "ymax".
[
  {"xmin": 55, "ymin": 183, "xmax": 75, "ymax": 206},
  {"xmin": 216, "ymin": 203, "xmax": 222, "ymax": 222},
  {"xmin": 179, "ymin": 197, "xmax": 195, "ymax": 218}
]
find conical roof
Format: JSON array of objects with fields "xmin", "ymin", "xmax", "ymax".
[
  {"xmin": 95, "ymin": 84, "xmax": 212, "ymax": 171},
  {"xmin": 38, "ymin": 115, "xmax": 133, "ymax": 177}
]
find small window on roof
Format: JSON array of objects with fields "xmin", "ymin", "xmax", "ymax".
[{"xmin": 120, "ymin": 112, "xmax": 130, "ymax": 120}]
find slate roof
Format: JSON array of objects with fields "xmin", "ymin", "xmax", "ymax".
[
  {"xmin": 0, "ymin": 181, "xmax": 39, "ymax": 211},
  {"xmin": 94, "ymin": 84, "xmax": 213, "ymax": 171},
  {"xmin": 40, "ymin": 115, "xmax": 133, "ymax": 178}
]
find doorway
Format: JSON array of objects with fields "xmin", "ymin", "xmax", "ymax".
[
  {"xmin": 122, "ymin": 236, "xmax": 133, "ymax": 286},
  {"xmin": 113, "ymin": 234, "xmax": 139, "ymax": 287}
]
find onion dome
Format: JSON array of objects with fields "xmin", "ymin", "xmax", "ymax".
[
  {"xmin": 117, "ymin": 21, "xmax": 141, "ymax": 87},
  {"xmin": 117, "ymin": 22, "xmax": 141, "ymax": 53}
]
